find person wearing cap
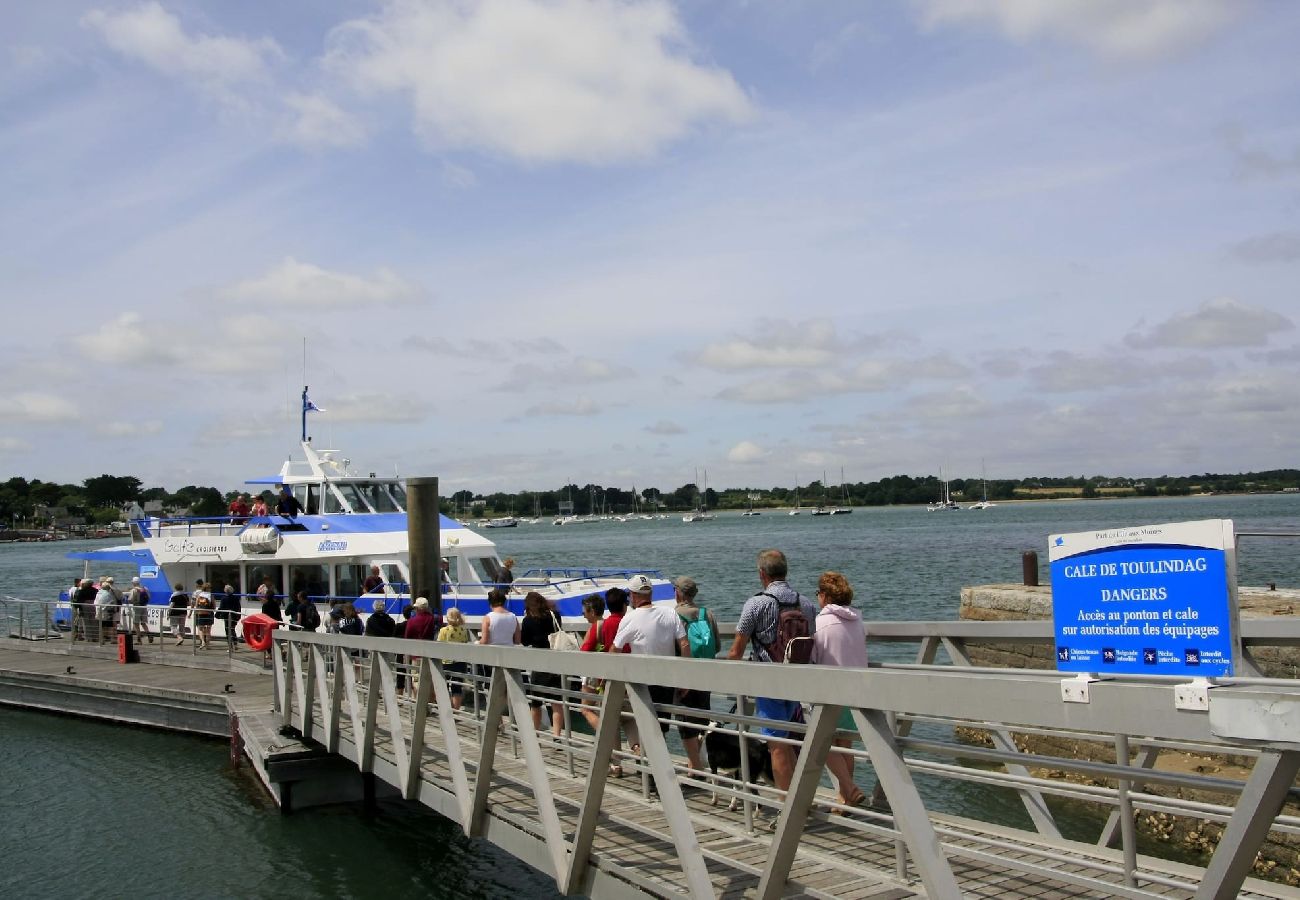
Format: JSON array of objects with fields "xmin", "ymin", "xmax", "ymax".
[
  {"xmin": 403, "ymin": 596, "xmax": 440, "ymax": 641},
  {"xmin": 127, "ymin": 576, "xmax": 153, "ymax": 644},
  {"xmin": 612, "ymin": 574, "xmax": 690, "ymax": 756},
  {"xmin": 94, "ymin": 576, "xmax": 123, "ymax": 643},
  {"xmin": 727, "ymin": 548, "xmax": 819, "ymax": 793},
  {"xmin": 216, "ymin": 584, "xmax": 241, "ymax": 649},
  {"xmin": 673, "ymin": 576, "xmax": 718, "ymax": 772},
  {"xmin": 364, "ymin": 598, "xmax": 396, "ymax": 638}
]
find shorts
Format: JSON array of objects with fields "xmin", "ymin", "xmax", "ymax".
[
  {"xmin": 527, "ymin": 670, "xmax": 561, "ymax": 708},
  {"xmin": 674, "ymin": 688, "xmax": 711, "ymax": 740},
  {"xmin": 836, "ymin": 706, "xmax": 856, "ymax": 733},
  {"xmin": 647, "ymin": 684, "xmax": 673, "ymax": 733},
  {"xmin": 444, "ymin": 661, "xmax": 468, "ymax": 697},
  {"xmin": 755, "ymin": 696, "xmax": 803, "ymax": 739}
]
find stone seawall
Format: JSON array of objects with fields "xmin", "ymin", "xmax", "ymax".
[{"xmin": 956, "ymin": 584, "xmax": 1300, "ymax": 885}]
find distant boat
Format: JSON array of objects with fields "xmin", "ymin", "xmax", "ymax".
[
  {"xmin": 789, "ymin": 475, "xmax": 801, "ymax": 515},
  {"xmin": 830, "ymin": 467, "xmax": 853, "ymax": 514},
  {"xmin": 927, "ymin": 468, "xmax": 960, "ymax": 511},
  {"xmin": 968, "ymin": 462, "xmax": 995, "ymax": 510},
  {"xmin": 683, "ymin": 468, "xmax": 716, "ymax": 523},
  {"xmin": 811, "ymin": 470, "xmax": 833, "ymax": 515},
  {"xmin": 741, "ymin": 492, "xmax": 761, "ymax": 517},
  {"xmin": 483, "ymin": 516, "xmax": 518, "ymax": 528}
]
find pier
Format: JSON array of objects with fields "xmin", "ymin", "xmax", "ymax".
[{"xmin": 2, "ymin": 612, "xmax": 1298, "ymax": 898}]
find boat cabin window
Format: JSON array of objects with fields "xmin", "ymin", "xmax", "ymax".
[
  {"xmin": 292, "ymin": 484, "xmax": 309, "ymax": 512},
  {"xmin": 463, "ymin": 556, "xmax": 503, "ymax": 586},
  {"xmin": 361, "ymin": 483, "xmax": 400, "ymax": 514},
  {"xmin": 388, "ymin": 482, "xmax": 407, "ymax": 509},
  {"xmin": 334, "ymin": 483, "xmax": 368, "ymax": 513},
  {"xmin": 206, "ymin": 565, "xmax": 242, "ymax": 597},
  {"xmin": 288, "ymin": 564, "xmax": 329, "ymax": 601},
  {"xmin": 249, "ymin": 566, "xmax": 282, "ymax": 598},
  {"xmin": 335, "ymin": 564, "xmax": 366, "ymax": 599},
  {"xmin": 323, "ymin": 485, "xmax": 344, "ymax": 514},
  {"xmin": 305, "ymin": 484, "xmax": 322, "ymax": 515},
  {"xmin": 380, "ymin": 563, "xmax": 406, "ymax": 593}
]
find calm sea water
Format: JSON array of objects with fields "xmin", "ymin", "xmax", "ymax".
[{"xmin": 2, "ymin": 495, "xmax": 1297, "ymax": 894}]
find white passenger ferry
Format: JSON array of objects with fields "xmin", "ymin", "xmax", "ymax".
[{"xmin": 58, "ymin": 438, "xmax": 672, "ymax": 627}]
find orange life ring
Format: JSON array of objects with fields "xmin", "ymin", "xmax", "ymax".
[{"xmin": 242, "ymin": 613, "xmax": 279, "ymax": 652}]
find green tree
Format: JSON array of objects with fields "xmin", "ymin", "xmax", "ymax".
[{"xmin": 83, "ymin": 474, "xmax": 142, "ymax": 508}]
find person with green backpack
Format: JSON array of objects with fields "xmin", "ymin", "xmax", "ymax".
[{"xmin": 674, "ymin": 576, "xmax": 719, "ymax": 773}]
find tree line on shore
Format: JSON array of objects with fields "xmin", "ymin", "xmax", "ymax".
[{"xmin": 3, "ymin": 469, "xmax": 1297, "ymax": 527}]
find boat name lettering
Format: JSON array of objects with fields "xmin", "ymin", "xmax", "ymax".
[
  {"xmin": 317, "ymin": 539, "xmax": 348, "ymax": 552},
  {"xmin": 162, "ymin": 539, "xmax": 233, "ymax": 555}
]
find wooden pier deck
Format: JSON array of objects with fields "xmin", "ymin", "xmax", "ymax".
[{"xmin": 2, "ymin": 639, "xmax": 1298, "ymax": 899}]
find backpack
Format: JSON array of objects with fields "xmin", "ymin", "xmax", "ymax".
[
  {"xmin": 134, "ymin": 587, "xmax": 150, "ymax": 606},
  {"xmin": 760, "ymin": 591, "xmax": 813, "ymax": 664},
  {"xmin": 303, "ymin": 604, "xmax": 321, "ymax": 631},
  {"xmin": 680, "ymin": 607, "xmax": 718, "ymax": 659}
]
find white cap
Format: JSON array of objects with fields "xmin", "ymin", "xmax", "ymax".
[
  {"xmin": 132, "ymin": 576, "xmax": 141, "ymax": 584},
  {"xmin": 625, "ymin": 574, "xmax": 653, "ymax": 595}
]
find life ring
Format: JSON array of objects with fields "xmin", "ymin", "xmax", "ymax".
[{"xmin": 242, "ymin": 613, "xmax": 279, "ymax": 652}]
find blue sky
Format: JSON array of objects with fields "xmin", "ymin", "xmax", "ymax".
[{"xmin": 2, "ymin": 0, "xmax": 1297, "ymax": 495}]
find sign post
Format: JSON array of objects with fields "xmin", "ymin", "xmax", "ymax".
[{"xmin": 1049, "ymin": 519, "xmax": 1239, "ymax": 678}]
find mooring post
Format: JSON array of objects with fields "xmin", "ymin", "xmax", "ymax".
[
  {"xmin": 406, "ymin": 477, "xmax": 441, "ymax": 608},
  {"xmin": 1022, "ymin": 550, "xmax": 1039, "ymax": 586}
]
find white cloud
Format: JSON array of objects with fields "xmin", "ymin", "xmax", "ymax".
[
  {"xmin": 280, "ymin": 93, "xmax": 366, "ymax": 149},
  {"xmin": 0, "ymin": 392, "xmax": 79, "ymax": 424},
  {"xmin": 1125, "ymin": 298, "xmax": 1294, "ymax": 350},
  {"xmin": 82, "ymin": 2, "xmax": 282, "ymax": 98},
  {"xmin": 496, "ymin": 356, "xmax": 631, "ymax": 391},
  {"xmin": 72, "ymin": 312, "xmax": 281, "ymax": 372},
  {"xmin": 525, "ymin": 397, "xmax": 600, "ymax": 417},
  {"xmin": 1228, "ymin": 232, "xmax": 1300, "ymax": 264},
  {"xmin": 913, "ymin": 0, "xmax": 1239, "ymax": 60},
  {"xmin": 692, "ymin": 319, "xmax": 842, "ymax": 370},
  {"xmin": 1028, "ymin": 351, "xmax": 1212, "ymax": 393},
  {"xmin": 645, "ymin": 419, "xmax": 685, "ymax": 435},
  {"xmin": 0, "ymin": 436, "xmax": 27, "ymax": 452},
  {"xmin": 323, "ymin": 0, "xmax": 752, "ymax": 164},
  {"xmin": 98, "ymin": 420, "xmax": 163, "ymax": 438},
  {"xmin": 315, "ymin": 392, "xmax": 430, "ymax": 424},
  {"xmin": 717, "ymin": 371, "xmax": 852, "ymax": 404},
  {"xmin": 440, "ymin": 161, "xmax": 478, "ymax": 189},
  {"xmin": 221, "ymin": 258, "xmax": 424, "ymax": 309},
  {"xmin": 726, "ymin": 440, "xmax": 768, "ymax": 464}
]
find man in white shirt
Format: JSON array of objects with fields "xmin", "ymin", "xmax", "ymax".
[{"xmin": 612, "ymin": 574, "xmax": 690, "ymax": 750}]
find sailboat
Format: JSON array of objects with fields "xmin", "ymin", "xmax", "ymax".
[
  {"xmin": 682, "ymin": 469, "xmax": 716, "ymax": 523},
  {"xmin": 789, "ymin": 474, "xmax": 801, "ymax": 515},
  {"xmin": 830, "ymin": 467, "xmax": 853, "ymax": 514},
  {"xmin": 926, "ymin": 468, "xmax": 960, "ymax": 511},
  {"xmin": 811, "ymin": 471, "xmax": 832, "ymax": 515},
  {"xmin": 968, "ymin": 461, "xmax": 995, "ymax": 510},
  {"xmin": 741, "ymin": 490, "xmax": 762, "ymax": 516}
]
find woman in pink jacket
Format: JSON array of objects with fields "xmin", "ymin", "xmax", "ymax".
[{"xmin": 810, "ymin": 571, "xmax": 867, "ymax": 808}]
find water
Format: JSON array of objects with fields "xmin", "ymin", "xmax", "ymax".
[{"xmin": 2, "ymin": 494, "xmax": 1297, "ymax": 894}]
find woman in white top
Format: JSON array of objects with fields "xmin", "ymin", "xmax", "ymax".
[
  {"xmin": 477, "ymin": 589, "xmax": 520, "ymax": 703},
  {"xmin": 478, "ymin": 589, "xmax": 521, "ymax": 646}
]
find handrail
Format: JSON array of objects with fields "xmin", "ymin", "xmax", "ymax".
[{"xmin": 271, "ymin": 628, "xmax": 1300, "ymax": 899}]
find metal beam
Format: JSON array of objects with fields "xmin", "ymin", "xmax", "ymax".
[
  {"xmin": 852, "ymin": 707, "xmax": 962, "ymax": 899},
  {"xmin": 1195, "ymin": 749, "xmax": 1300, "ymax": 900},
  {"xmin": 562, "ymin": 680, "xmax": 626, "ymax": 895},
  {"xmin": 625, "ymin": 683, "xmax": 714, "ymax": 898},
  {"xmin": 502, "ymin": 669, "xmax": 571, "ymax": 887},
  {"xmin": 757, "ymin": 703, "xmax": 839, "ymax": 900},
  {"xmin": 468, "ymin": 668, "xmax": 508, "ymax": 838}
]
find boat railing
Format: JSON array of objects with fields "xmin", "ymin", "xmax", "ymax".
[
  {"xmin": 135, "ymin": 515, "xmax": 255, "ymax": 538},
  {"xmin": 514, "ymin": 567, "xmax": 663, "ymax": 592},
  {"xmin": 270, "ymin": 627, "xmax": 1300, "ymax": 898}
]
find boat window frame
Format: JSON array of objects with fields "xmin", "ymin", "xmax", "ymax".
[{"xmin": 334, "ymin": 482, "xmax": 372, "ymax": 514}]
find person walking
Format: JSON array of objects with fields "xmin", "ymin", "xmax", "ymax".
[
  {"xmin": 673, "ymin": 576, "xmax": 719, "ymax": 773},
  {"xmin": 436, "ymin": 607, "xmax": 472, "ymax": 710},
  {"xmin": 127, "ymin": 576, "xmax": 152, "ymax": 644},
  {"xmin": 94, "ymin": 576, "xmax": 123, "ymax": 644},
  {"xmin": 577, "ymin": 593, "xmax": 607, "ymax": 731},
  {"xmin": 193, "ymin": 582, "xmax": 215, "ymax": 649},
  {"xmin": 612, "ymin": 574, "xmax": 690, "ymax": 766},
  {"xmin": 168, "ymin": 583, "xmax": 190, "ymax": 646},
  {"xmin": 364, "ymin": 599, "xmax": 396, "ymax": 637},
  {"xmin": 726, "ymin": 549, "xmax": 818, "ymax": 793},
  {"xmin": 477, "ymin": 589, "xmax": 520, "ymax": 698},
  {"xmin": 810, "ymin": 571, "xmax": 868, "ymax": 808},
  {"xmin": 216, "ymin": 585, "xmax": 241, "ymax": 649},
  {"xmin": 520, "ymin": 591, "xmax": 566, "ymax": 737}
]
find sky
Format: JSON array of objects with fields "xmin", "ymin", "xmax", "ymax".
[{"xmin": 2, "ymin": 0, "xmax": 1298, "ymax": 496}]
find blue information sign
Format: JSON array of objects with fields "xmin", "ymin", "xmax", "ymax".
[{"xmin": 1049, "ymin": 519, "xmax": 1238, "ymax": 677}]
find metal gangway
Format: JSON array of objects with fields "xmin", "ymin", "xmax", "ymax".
[{"xmin": 271, "ymin": 628, "xmax": 1300, "ymax": 899}]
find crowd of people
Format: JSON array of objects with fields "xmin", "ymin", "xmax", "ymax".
[{"xmin": 75, "ymin": 546, "xmax": 867, "ymax": 808}]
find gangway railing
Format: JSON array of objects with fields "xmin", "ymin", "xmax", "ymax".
[{"xmin": 271, "ymin": 629, "xmax": 1300, "ymax": 899}]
